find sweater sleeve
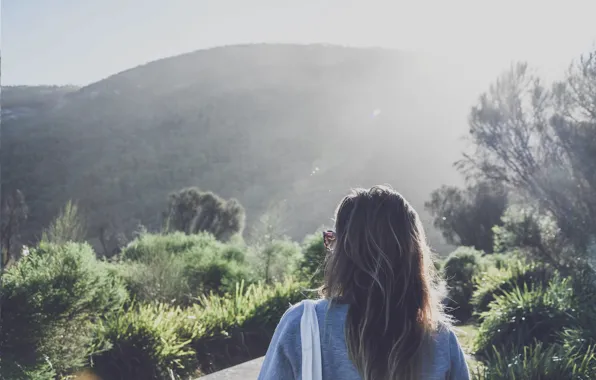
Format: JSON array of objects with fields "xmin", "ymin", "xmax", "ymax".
[
  {"xmin": 257, "ymin": 303, "xmax": 303, "ymax": 380},
  {"xmin": 448, "ymin": 329, "xmax": 471, "ymax": 380}
]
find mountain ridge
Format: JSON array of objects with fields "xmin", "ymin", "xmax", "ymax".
[{"xmin": 2, "ymin": 43, "xmax": 470, "ymax": 254}]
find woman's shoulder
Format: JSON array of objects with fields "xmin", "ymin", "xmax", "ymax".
[
  {"xmin": 279, "ymin": 298, "xmax": 328, "ymax": 321},
  {"xmin": 431, "ymin": 323, "xmax": 471, "ymax": 370},
  {"xmin": 275, "ymin": 299, "xmax": 329, "ymax": 334},
  {"xmin": 433, "ymin": 322, "xmax": 462, "ymax": 346}
]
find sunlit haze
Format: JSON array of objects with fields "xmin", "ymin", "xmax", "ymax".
[{"xmin": 3, "ymin": 0, "xmax": 595, "ymax": 86}]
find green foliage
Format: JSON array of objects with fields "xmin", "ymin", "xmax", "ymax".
[
  {"xmin": 1, "ymin": 188, "xmax": 28, "ymax": 267},
  {"xmin": 473, "ymin": 278, "xmax": 576, "ymax": 358},
  {"xmin": 121, "ymin": 231, "xmax": 221, "ymax": 262},
  {"xmin": 481, "ymin": 252, "xmax": 512, "ymax": 270},
  {"xmin": 298, "ymin": 233, "xmax": 326, "ymax": 287},
  {"xmin": 182, "ymin": 246, "xmax": 250, "ymax": 297},
  {"xmin": 181, "ymin": 278, "xmax": 306, "ymax": 373},
  {"xmin": 87, "ymin": 278, "xmax": 305, "ymax": 378},
  {"xmin": 117, "ymin": 232, "xmax": 251, "ymax": 305},
  {"xmin": 472, "ymin": 261, "xmax": 556, "ymax": 317},
  {"xmin": 491, "ymin": 204, "xmax": 574, "ymax": 270},
  {"xmin": 459, "ymin": 51, "xmax": 596, "ymax": 249},
  {"xmin": 41, "ymin": 200, "xmax": 86, "ymax": 245},
  {"xmin": 0, "ymin": 366, "xmax": 57, "ymax": 380},
  {"xmin": 473, "ymin": 342, "xmax": 596, "ymax": 380},
  {"xmin": 112, "ymin": 259, "xmax": 190, "ymax": 306},
  {"xmin": 425, "ymin": 181, "xmax": 507, "ymax": 253},
  {"xmin": 164, "ymin": 187, "xmax": 246, "ymax": 242},
  {"xmin": 254, "ymin": 239, "xmax": 302, "ymax": 283},
  {"xmin": 443, "ymin": 247, "xmax": 487, "ymax": 323},
  {"xmin": 560, "ymin": 269, "xmax": 596, "ymax": 362},
  {"xmin": 248, "ymin": 200, "xmax": 288, "ymax": 247},
  {"xmin": 2, "ymin": 45, "xmax": 472, "ymax": 256},
  {"xmin": 247, "ymin": 202, "xmax": 299, "ymax": 283},
  {"xmin": 561, "ymin": 328, "xmax": 596, "ymax": 362},
  {"xmin": 180, "ymin": 278, "xmax": 305, "ymax": 341},
  {"xmin": 88, "ymin": 303, "xmax": 198, "ymax": 380},
  {"xmin": 0, "ymin": 242, "xmax": 128, "ymax": 378}
]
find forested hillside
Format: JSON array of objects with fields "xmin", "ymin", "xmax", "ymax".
[
  {"xmin": 1, "ymin": 44, "xmax": 471, "ymax": 253},
  {"xmin": 1, "ymin": 85, "xmax": 79, "ymax": 120}
]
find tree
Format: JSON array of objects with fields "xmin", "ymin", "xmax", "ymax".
[
  {"xmin": 492, "ymin": 204, "xmax": 570, "ymax": 269},
  {"xmin": 164, "ymin": 187, "xmax": 246, "ymax": 241},
  {"xmin": 425, "ymin": 181, "xmax": 507, "ymax": 252},
  {"xmin": 457, "ymin": 50, "xmax": 596, "ymax": 260},
  {"xmin": 1, "ymin": 189, "xmax": 28, "ymax": 268},
  {"xmin": 41, "ymin": 200, "xmax": 86, "ymax": 245},
  {"xmin": 299, "ymin": 233, "xmax": 327, "ymax": 286},
  {"xmin": 249, "ymin": 200, "xmax": 288, "ymax": 246},
  {"xmin": 249, "ymin": 200, "xmax": 291, "ymax": 283}
]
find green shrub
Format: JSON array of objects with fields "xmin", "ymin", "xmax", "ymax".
[
  {"xmin": 181, "ymin": 278, "xmax": 306, "ymax": 374},
  {"xmin": 0, "ymin": 365, "xmax": 57, "ymax": 380},
  {"xmin": 121, "ymin": 232, "xmax": 220, "ymax": 262},
  {"xmin": 85, "ymin": 278, "xmax": 306, "ymax": 377},
  {"xmin": 472, "ymin": 261, "xmax": 556, "ymax": 317},
  {"xmin": 183, "ymin": 250, "xmax": 249, "ymax": 297},
  {"xmin": 164, "ymin": 187, "xmax": 246, "ymax": 242},
  {"xmin": 0, "ymin": 242, "xmax": 128, "ymax": 378},
  {"xmin": 112, "ymin": 259, "xmax": 190, "ymax": 306},
  {"xmin": 41, "ymin": 200, "xmax": 86, "ymax": 245},
  {"xmin": 561, "ymin": 328, "xmax": 596, "ymax": 360},
  {"xmin": 492, "ymin": 205, "xmax": 577, "ymax": 267},
  {"xmin": 443, "ymin": 246, "xmax": 487, "ymax": 323},
  {"xmin": 473, "ymin": 278, "xmax": 575, "ymax": 358},
  {"xmin": 481, "ymin": 252, "xmax": 513, "ymax": 270},
  {"xmin": 221, "ymin": 244, "xmax": 247, "ymax": 262},
  {"xmin": 298, "ymin": 233, "xmax": 326, "ymax": 286},
  {"xmin": 253, "ymin": 239, "xmax": 302, "ymax": 283},
  {"xmin": 87, "ymin": 303, "xmax": 198, "ymax": 380},
  {"xmin": 473, "ymin": 342, "xmax": 596, "ymax": 380},
  {"xmin": 117, "ymin": 232, "xmax": 251, "ymax": 305},
  {"xmin": 560, "ymin": 270, "xmax": 596, "ymax": 362}
]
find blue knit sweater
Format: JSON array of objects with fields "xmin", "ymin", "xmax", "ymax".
[{"xmin": 258, "ymin": 299, "xmax": 470, "ymax": 380}]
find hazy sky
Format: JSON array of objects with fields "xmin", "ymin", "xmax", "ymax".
[{"xmin": 3, "ymin": 0, "xmax": 595, "ymax": 86}]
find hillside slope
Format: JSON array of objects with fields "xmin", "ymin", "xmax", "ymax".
[
  {"xmin": 1, "ymin": 85, "xmax": 79, "ymax": 120},
  {"xmin": 1, "ymin": 44, "xmax": 472, "ymax": 253}
]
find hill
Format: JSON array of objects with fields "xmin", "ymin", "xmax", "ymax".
[
  {"xmin": 1, "ymin": 44, "xmax": 473, "ymax": 254},
  {"xmin": 1, "ymin": 85, "xmax": 80, "ymax": 120}
]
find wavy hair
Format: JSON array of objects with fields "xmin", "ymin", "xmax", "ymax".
[{"xmin": 320, "ymin": 186, "xmax": 449, "ymax": 380}]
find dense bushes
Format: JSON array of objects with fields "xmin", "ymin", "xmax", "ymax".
[
  {"xmin": 0, "ymin": 231, "xmax": 311, "ymax": 380},
  {"xmin": 252, "ymin": 239, "xmax": 302, "ymax": 283},
  {"xmin": 473, "ymin": 278, "xmax": 576, "ymax": 358},
  {"xmin": 298, "ymin": 233, "xmax": 326, "ymax": 286},
  {"xmin": 0, "ymin": 242, "xmax": 128, "ymax": 379},
  {"xmin": 121, "ymin": 231, "xmax": 224, "ymax": 262},
  {"xmin": 472, "ymin": 261, "xmax": 555, "ymax": 316},
  {"xmin": 164, "ymin": 187, "xmax": 246, "ymax": 242},
  {"xmin": 473, "ymin": 342, "xmax": 596, "ymax": 380},
  {"xmin": 425, "ymin": 181, "xmax": 508, "ymax": 252},
  {"xmin": 87, "ymin": 279, "xmax": 305, "ymax": 379},
  {"xmin": 443, "ymin": 247, "xmax": 487, "ymax": 323},
  {"xmin": 116, "ymin": 232, "xmax": 253, "ymax": 305},
  {"xmin": 185, "ymin": 279, "xmax": 306, "ymax": 373},
  {"xmin": 88, "ymin": 303, "xmax": 198, "ymax": 380},
  {"xmin": 4, "ymin": 225, "xmax": 594, "ymax": 379},
  {"xmin": 438, "ymin": 242, "xmax": 596, "ymax": 378}
]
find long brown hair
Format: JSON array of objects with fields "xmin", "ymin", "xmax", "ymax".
[{"xmin": 320, "ymin": 186, "xmax": 449, "ymax": 380}]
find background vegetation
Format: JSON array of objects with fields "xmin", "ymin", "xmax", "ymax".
[
  {"xmin": 1, "ymin": 44, "xmax": 473, "ymax": 256},
  {"xmin": 1, "ymin": 45, "xmax": 595, "ymax": 379}
]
